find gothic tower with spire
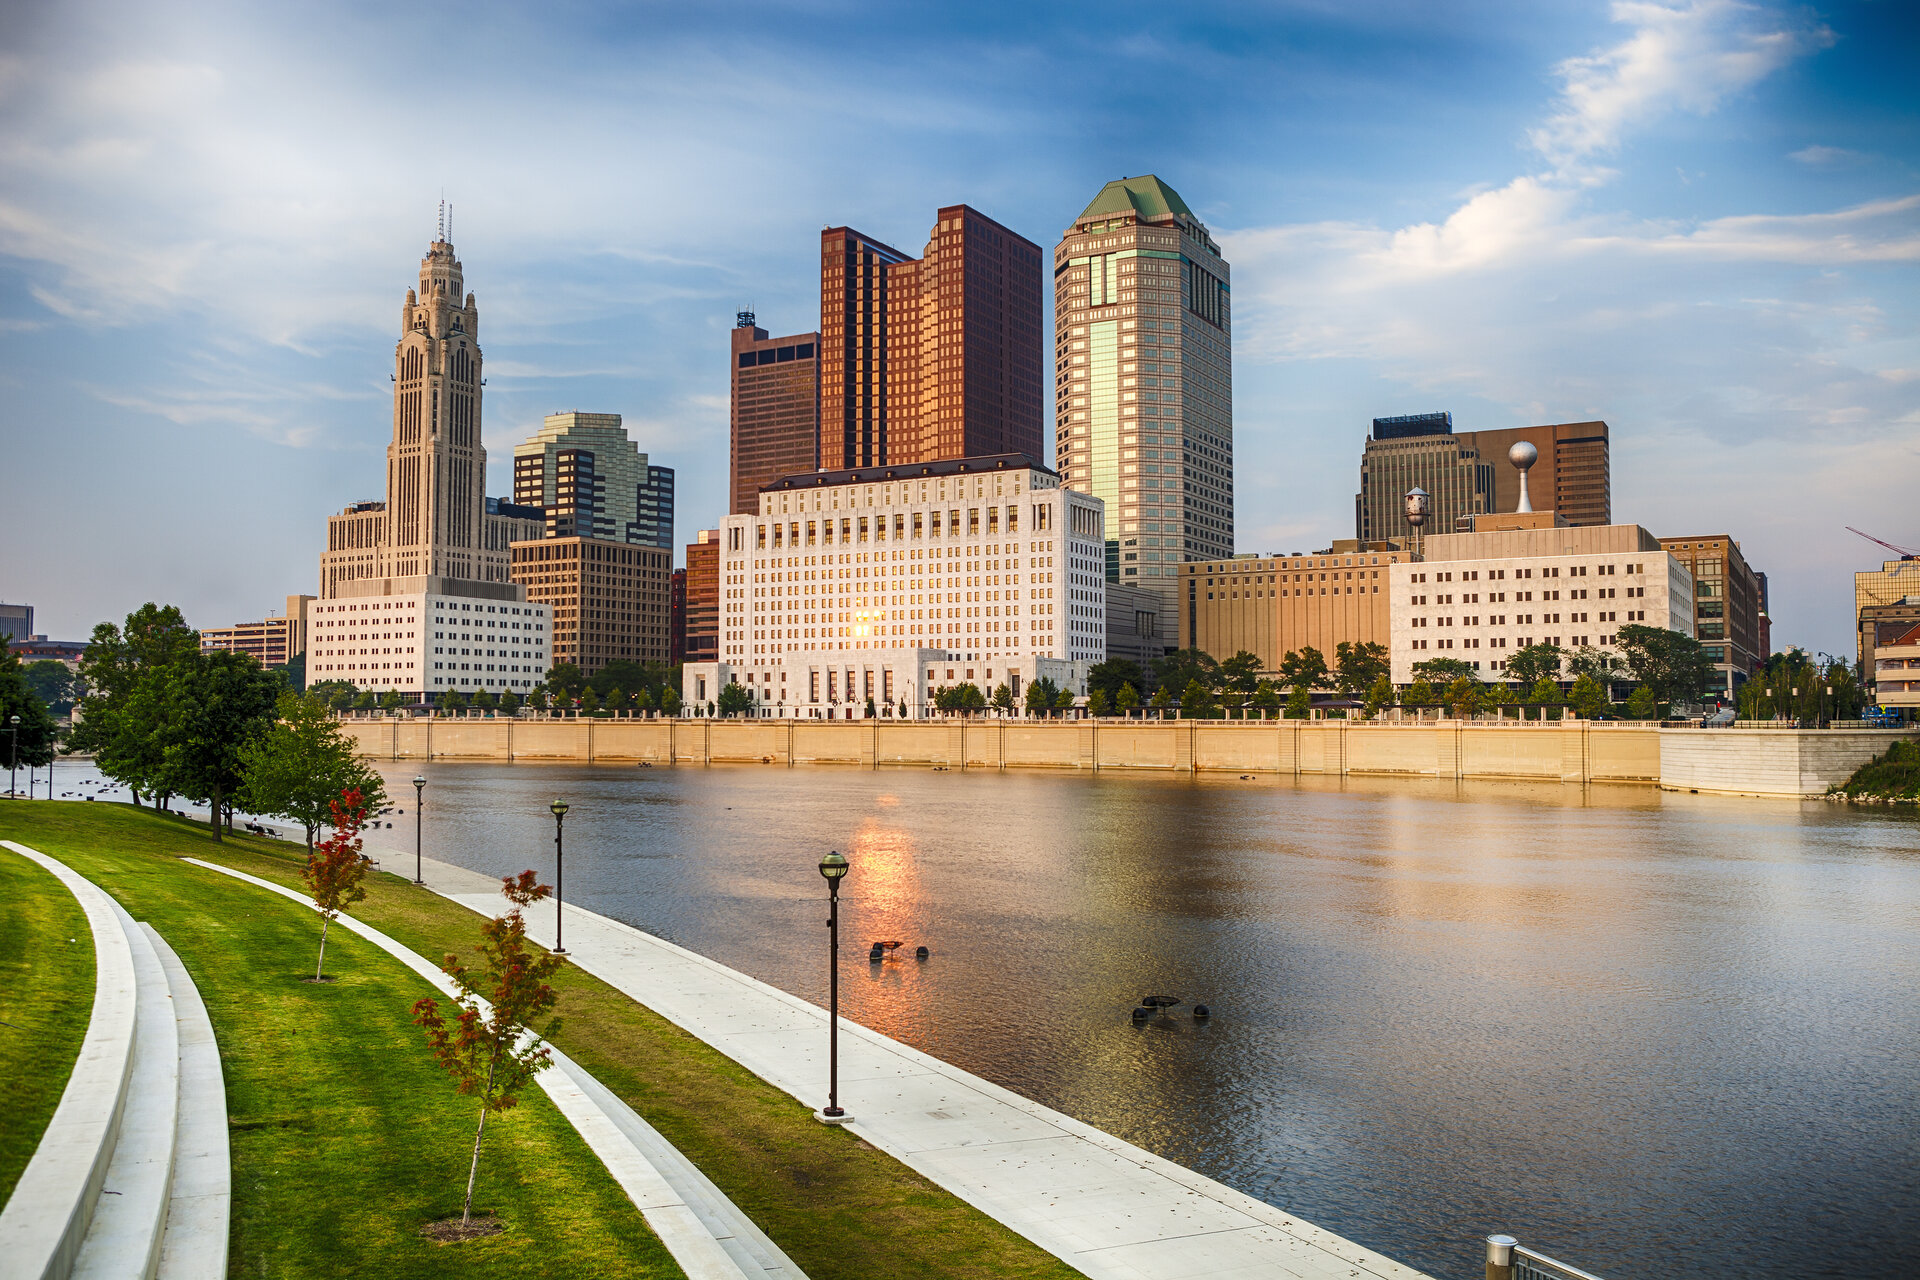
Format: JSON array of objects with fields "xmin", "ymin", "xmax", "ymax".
[{"xmin": 321, "ymin": 217, "xmax": 533, "ymax": 598}]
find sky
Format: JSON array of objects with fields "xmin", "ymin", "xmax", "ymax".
[{"xmin": 1, "ymin": 0, "xmax": 1915, "ymax": 657}]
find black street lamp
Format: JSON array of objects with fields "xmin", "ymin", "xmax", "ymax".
[
  {"xmin": 412, "ymin": 775, "xmax": 426, "ymax": 885},
  {"xmin": 817, "ymin": 850, "xmax": 850, "ymax": 1123},
  {"xmin": 550, "ymin": 798, "xmax": 570, "ymax": 956},
  {"xmin": 7, "ymin": 714, "xmax": 18, "ymax": 799}
]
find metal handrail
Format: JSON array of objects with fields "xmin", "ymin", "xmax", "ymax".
[{"xmin": 1514, "ymin": 1245, "xmax": 1607, "ymax": 1280}]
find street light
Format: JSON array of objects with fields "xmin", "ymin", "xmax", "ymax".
[
  {"xmin": 412, "ymin": 775, "xmax": 426, "ymax": 885},
  {"xmin": 549, "ymin": 798, "xmax": 570, "ymax": 956},
  {"xmin": 816, "ymin": 850, "xmax": 850, "ymax": 1123},
  {"xmin": 7, "ymin": 714, "xmax": 18, "ymax": 799}
]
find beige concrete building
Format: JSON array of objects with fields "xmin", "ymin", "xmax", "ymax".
[
  {"xmin": 199, "ymin": 595, "xmax": 314, "ymax": 668},
  {"xmin": 1870, "ymin": 615, "xmax": 1920, "ymax": 711},
  {"xmin": 1054, "ymin": 175, "xmax": 1234, "ymax": 619},
  {"xmin": 682, "ymin": 454, "xmax": 1103, "ymax": 717},
  {"xmin": 309, "ymin": 589, "xmax": 549, "ymax": 698},
  {"xmin": 1179, "ymin": 541, "xmax": 1413, "ymax": 670},
  {"xmin": 1388, "ymin": 514, "xmax": 1693, "ymax": 684},
  {"xmin": 511, "ymin": 536, "xmax": 671, "ymax": 673}
]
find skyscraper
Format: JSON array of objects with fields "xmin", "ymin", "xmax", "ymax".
[
  {"xmin": 1053, "ymin": 175, "xmax": 1234, "ymax": 617},
  {"xmin": 512, "ymin": 412, "xmax": 675, "ymax": 549},
  {"xmin": 730, "ymin": 313, "xmax": 820, "ymax": 515},
  {"xmin": 1355, "ymin": 413, "xmax": 1611, "ymax": 543},
  {"xmin": 319, "ymin": 229, "xmax": 532, "ymax": 597},
  {"xmin": 818, "ymin": 206, "xmax": 1045, "ymax": 470}
]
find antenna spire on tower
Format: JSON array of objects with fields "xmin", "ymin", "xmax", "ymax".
[{"xmin": 437, "ymin": 197, "xmax": 445, "ymax": 242}]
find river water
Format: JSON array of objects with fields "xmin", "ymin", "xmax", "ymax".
[{"xmin": 43, "ymin": 760, "xmax": 1920, "ymax": 1279}]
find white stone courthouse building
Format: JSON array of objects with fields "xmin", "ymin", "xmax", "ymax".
[
  {"xmin": 681, "ymin": 455, "xmax": 1106, "ymax": 717},
  {"xmin": 1387, "ymin": 512, "xmax": 1695, "ymax": 685}
]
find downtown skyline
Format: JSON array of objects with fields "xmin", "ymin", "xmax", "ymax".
[{"xmin": 1, "ymin": 0, "xmax": 1915, "ymax": 657}]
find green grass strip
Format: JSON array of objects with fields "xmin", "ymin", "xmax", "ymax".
[
  {"xmin": 0, "ymin": 803, "xmax": 683, "ymax": 1279},
  {"xmin": 8, "ymin": 801, "xmax": 1087, "ymax": 1280},
  {"xmin": 0, "ymin": 843, "xmax": 95, "ymax": 1204}
]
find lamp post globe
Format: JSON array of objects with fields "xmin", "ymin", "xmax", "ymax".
[
  {"xmin": 549, "ymin": 799, "xmax": 570, "ymax": 956},
  {"xmin": 817, "ymin": 850, "xmax": 851, "ymax": 1122},
  {"xmin": 411, "ymin": 775, "xmax": 426, "ymax": 885}
]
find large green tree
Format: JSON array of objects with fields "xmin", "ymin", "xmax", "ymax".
[
  {"xmin": 239, "ymin": 693, "xmax": 391, "ymax": 850},
  {"xmin": 1278, "ymin": 647, "xmax": 1329, "ymax": 691},
  {"xmin": 156, "ymin": 647, "xmax": 284, "ymax": 840},
  {"xmin": 1412, "ymin": 656, "xmax": 1478, "ymax": 683},
  {"xmin": 1152, "ymin": 648, "xmax": 1219, "ymax": 698},
  {"xmin": 1504, "ymin": 643, "xmax": 1564, "ymax": 688},
  {"xmin": 1023, "ymin": 678, "xmax": 1059, "ymax": 717},
  {"xmin": 716, "ymin": 681, "xmax": 752, "ymax": 717},
  {"xmin": 70, "ymin": 603, "xmax": 202, "ymax": 806},
  {"xmin": 1087, "ymin": 658, "xmax": 1146, "ymax": 704},
  {"xmin": 1220, "ymin": 650, "xmax": 1264, "ymax": 697},
  {"xmin": 1334, "ymin": 642, "xmax": 1390, "ymax": 694},
  {"xmin": 544, "ymin": 663, "xmax": 587, "ymax": 698},
  {"xmin": 1180, "ymin": 677, "xmax": 1216, "ymax": 718},
  {"xmin": 0, "ymin": 639, "xmax": 59, "ymax": 772},
  {"xmin": 21, "ymin": 660, "xmax": 78, "ymax": 717},
  {"xmin": 1615, "ymin": 624, "xmax": 1714, "ymax": 710}
]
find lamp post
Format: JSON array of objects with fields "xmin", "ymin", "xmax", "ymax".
[
  {"xmin": 7, "ymin": 714, "xmax": 18, "ymax": 799},
  {"xmin": 412, "ymin": 775, "xmax": 426, "ymax": 885},
  {"xmin": 817, "ymin": 850, "xmax": 850, "ymax": 1123},
  {"xmin": 549, "ymin": 798, "xmax": 570, "ymax": 956}
]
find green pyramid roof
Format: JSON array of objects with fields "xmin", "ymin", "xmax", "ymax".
[{"xmin": 1078, "ymin": 175, "xmax": 1194, "ymax": 223}]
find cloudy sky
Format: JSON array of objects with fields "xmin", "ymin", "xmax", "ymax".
[{"xmin": 1, "ymin": 0, "xmax": 1914, "ymax": 657}]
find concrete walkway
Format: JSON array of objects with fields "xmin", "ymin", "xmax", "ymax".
[{"xmin": 372, "ymin": 840, "xmax": 1432, "ymax": 1280}]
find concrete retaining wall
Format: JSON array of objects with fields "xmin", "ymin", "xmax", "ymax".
[{"xmin": 339, "ymin": 716, "xmax": 1917, "ymax": 797}]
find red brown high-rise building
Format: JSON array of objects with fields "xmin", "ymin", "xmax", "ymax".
[
  {"xmin": 681, "ymin": 529, "xmax": 719, "ymax": 666},
  {"xmin": 730, "ymin": 314, "xmax": 820, "ymax": 515},
  {"xmin": 817, "ymin": 205, "xmax": 1044, "ymax": 470}
]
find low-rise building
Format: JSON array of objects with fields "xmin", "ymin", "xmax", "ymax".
[
  {"xmin": 510, "ymin": 536, "xmax": 671, "ymax": 674},
  {"xmin": 1388, "ymin": 513, "xmax": 1694, "ymax": 684},
  {"xmin": 682, "ymin": 454, "xmax": 1104, "ymax": 717},
  {"xmin": 308, "ymin": 582, "xmax": 550, "ymax": 699},
  {"xmin": 199, "ymin": 595, "xmax": 315, "ymax": 668},
  {"xmin": 1105, "ymin": 582, "xmax": 1170, "ymax": 670},
  {"xmin": 1856, "ymin": 556, "xmax": 1920, "ymax": 676},
  {"xmin": 1180, "ymin": 540, "xmax": 1412, "ymax": 669},
  {"xmin": 1870, "ymin": 614, "xmax": 1920, "ymax": 713}
]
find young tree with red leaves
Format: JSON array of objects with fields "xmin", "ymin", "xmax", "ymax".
[
  {"xmin": 412, "ymin": 871, "xmax": 564, "ymax": 1228},
  {"xmin": 301, "ymin": 788, "xmax": 369, "ymax": 982}
]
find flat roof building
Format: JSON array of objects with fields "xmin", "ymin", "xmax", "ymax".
[
  {"xmin": 683, "ymin": 529, "xmax": 720, "ymax": 667},
  {"xmin": 1657, "ymin": 535, "xmax": 1763, "ymax": 696},
  {"xmin": 1357, "ymin": 413, "xmax": 1612, "ymax": 545},
  {"xmin": 511, "ymin": 536, "xmax": 671, "ymax": 674},
  {"xmin": 1388, "ymin": 515, "xmax": 1693, "ymax": 685},
  {"xmin": 200, "ymin": 595, "xmax": 315, "ymax": 669},
  {"xmin": 1855, "ymin": 557, "xmax": 1920, "ymax": 675},
  {"xmin": 683, "ymin": 454, "xmax": 1103, "ymax": 717},
  {"xmin": 1181, "ymin": 541, "xmax": 1414, "ymax": 671},
  {"xmin": 730, "ymin": 314, "xmax": 819, "ymax": 515}
]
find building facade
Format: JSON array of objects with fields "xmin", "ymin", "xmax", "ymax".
[
  {"xmin": 1356, "ymin": 413, "xmax": 1612, "ymax": 544},
  {"xmin": 510, "ymin": 537, "xmax": 671, "ymax": 673},
  {"xmin": 1054, "ymin": 175, "xmax": 1234, "ymax": 617},
  {"xmin": 1181, "ymin": 541, "xmax": 1414, "ymax": 671},
  {"xmin": 512, "ymin": 412, "xmax": 675, "ymax": 549},
  {"xmin": 308, "ymin": 589, "xmax": 549, "ymax": 697},
  {"xmin": 1387, "ymin": 516, "xmax": 1693, "ymax": 684},
  {"xmin": 1855, "ymin": 557, "xmax": 1920, "ymax": 675},
  {"xmin": 199, "ymin": 595, "xmax": 315, "ymax": 668},
  {"xmin": 682, "ymin": 455, "xmax": 1104, "ymax": 717},
  {"xmin": 819, "ymin": 209, "xmax": 1045, "ymax": 472},
  {"xmin": 1105, "ymin": 582, "xmax": 1170, "ymax": 670},
  {"xmin": 730, "ymin": 315, "xmax": 820, "ymax": 514},
  {"xmin": 0, "ymin": 602, "xmax": 31, "ymax": 644},
  {"xmin": 319, "ymin": 232, "xmax": 526, "ymax": 598},
  {"xmin": 682, "ymin": 529, "xmax": 720, "ymax": 666},
  {"xmin": 1868, "ymin": 612, "xmax": 1920, "ymax": 712},
  {"xmin": 1656, "ymin": 535, "xmax": 1763, "ymax": 695},
  {"xmin": 669, "ymin": 568, "xmax": 687, "ymax": 665}
]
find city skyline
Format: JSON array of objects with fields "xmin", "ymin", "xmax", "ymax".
[{"xmin": 2, "ymin": 0, "xmax": 1915, "ymax": 657}]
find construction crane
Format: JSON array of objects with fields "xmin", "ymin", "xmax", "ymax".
[{"xmin": 1846, "ymin": 527, "xmax": 1920, "ymax": 559}]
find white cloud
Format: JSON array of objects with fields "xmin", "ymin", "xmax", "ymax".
[
  {"xmin": 1530, "ymin": 0, "xmax": 1833, "ymax": 169},
  {"xmin": 1790, "ymin": 144, "xmax": 1871, "ymax": 168}
]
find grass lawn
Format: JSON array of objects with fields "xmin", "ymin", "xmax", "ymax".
[
  {"xmin": 0, "ymin": 843, "xmax": 95, "ymax": 1204},
  {"xmin": 3, "ymin": 800, "xmax": 1087, "ymax": 1280},
  {"xmin": 0, "ymin": 801, "xmax": 683, "ymax": 1279}
]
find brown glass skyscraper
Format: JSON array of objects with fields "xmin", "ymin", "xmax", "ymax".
[
  {"xmin": 730, "ymin": 314, "xmax": 819, "ymax": 514},
  {"xmin": 818, "ymin": 205, "xmax": 1044, "ymax": 469}
]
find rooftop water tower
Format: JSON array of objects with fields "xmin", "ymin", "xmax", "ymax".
[{"xmin": 1508, "ymin": 441, "xmax": 1539, "ymax": 513}]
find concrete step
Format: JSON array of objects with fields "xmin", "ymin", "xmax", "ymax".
[
  {"xmin": 70, "ymin": 904, "xmax": 180, "ymax": 1280},
  {"xmin": 145, "ymin": 926, "xmax": 229, "ymax": 1280}
]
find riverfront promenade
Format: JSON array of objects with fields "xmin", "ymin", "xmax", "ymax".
[
  {"xmin": 362, "ymin": 829, "xmax": 1434, "ymax": 1280},
  {"xmin": 339, "ymin": 716, "xmax": 1917, "ymax": 798}
]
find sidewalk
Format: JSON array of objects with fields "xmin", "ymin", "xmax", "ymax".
[{"xmin": 372, "ymin": 837, "xmax": 1432, "ymax": 1280}]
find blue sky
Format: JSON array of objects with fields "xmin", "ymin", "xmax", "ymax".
[{"xmin": 1, "ymin": 0, "xmax": 1914, "ymax": 658}]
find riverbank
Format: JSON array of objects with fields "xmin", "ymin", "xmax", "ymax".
[
  {"xmin": 336, "ymin": 716, "xmax": 1918, "ymax": 797},
  {"xmin": 0, "ymin": 801, "xmax": 1085, "ymax": 1280}
]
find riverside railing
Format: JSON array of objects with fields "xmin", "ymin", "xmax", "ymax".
[{"xmin": 1486, "ymin": 1234, "xmax": 1606, "ymax": 1280}]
